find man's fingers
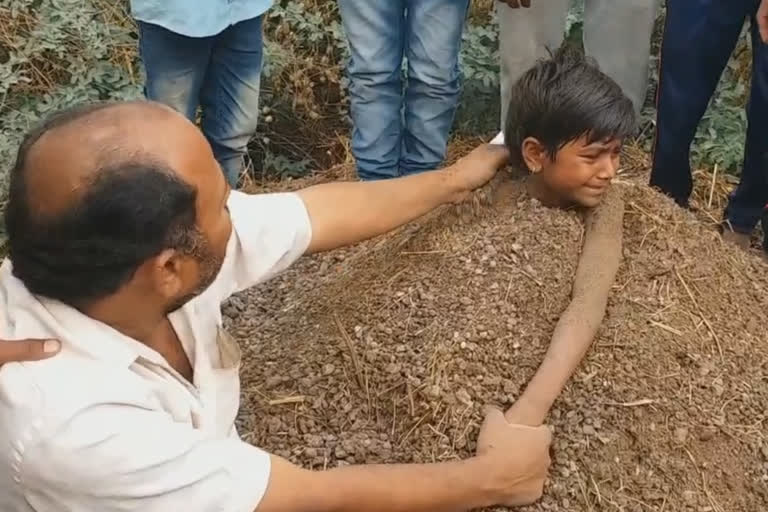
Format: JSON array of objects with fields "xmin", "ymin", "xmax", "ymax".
[
  {"xmin": 520, "ymin": 0, "xmax": 531, "ymax": 7},
  {"xmin": 482, "ymin": 405, "xmax": 506, "ymax": 421},
  {"xmin": 0, "ymin": 339, "xmax": 61, "ymax": 365},
  {"xmin": 759, "ymin": 0, "xmax": 768, "ymax": 43}
]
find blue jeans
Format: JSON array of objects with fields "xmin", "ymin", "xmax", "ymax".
[
  {"xmin": 339, "ymin": 0, "xmax": 469, "ymax": 180},
  {"xmin": 138, "ymin": 17, "xmax": 264, "ymax": 187},
  {"xmin": 651, "ymin": 0, "xmax": 768, "ymax": 233}
]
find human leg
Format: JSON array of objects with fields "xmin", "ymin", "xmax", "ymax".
[
  {"xmin": 583, "ymin": 0, "xmax": 658, "ymax": 114},
  {"xmin": 339, "ymin": 0, "xmax": 407, "ymax": 180},
  {"xmin": 199, "ymin": 15, "xmax": 265, "ymax": 187},
  {"xmin": 497, "ymin": 0, "xmax": 570, "ymax": 126},
  {"xmin": 650, "ymin": 0, "xmax": 749, "ymax": 206},
  {"xmin": 400, "ymin": 0, "xmax": 470, "ymax": 175}
]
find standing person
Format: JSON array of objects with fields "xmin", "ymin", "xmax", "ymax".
[
  {"xmin": 497, "ymin": 0, "xmax": 658, "ymax": 123},
  {"xmin": 339, "ymin": 1, "xmax": 470, "ymax": 181},
  {"xmin": 130, "ymin": 0, "xmax": 270, "ymax": 187},
  {"xmin": 650, "ymin": 0, "xmax": 768, "ymax": 250}
]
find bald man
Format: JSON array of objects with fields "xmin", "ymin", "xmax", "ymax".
[{"xmin": 0, "ymin": 101, "xmax": 552, "ymax": 512}]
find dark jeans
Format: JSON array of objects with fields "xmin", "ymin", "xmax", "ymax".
[
  {"xmin": 138, "ymin": 17, "xmax": 264, "ymax": 187},
  {"xmin": 651, "ymin": 0, "xmax": 768, "ymax": 233}
]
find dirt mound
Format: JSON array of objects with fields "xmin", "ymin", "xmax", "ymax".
[{"xmin": 231, "ymin": 179, "xmax": 768, "ymax": 512}]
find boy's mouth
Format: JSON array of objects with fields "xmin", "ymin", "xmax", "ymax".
[{"xmin": 584, "ymin": 184, "xmax": 609, "ymax": 194}]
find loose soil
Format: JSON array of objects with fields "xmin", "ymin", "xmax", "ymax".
[{"xmin": 229, "ymin": 176, "xmax": 768, "ymax": 512}]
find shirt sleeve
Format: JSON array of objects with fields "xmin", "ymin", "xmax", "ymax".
[
  {"xmin": 21, "ymin": 403, "xmax": 271, "ymax": 512},
  {"xmin": 214, "ymin": 191, "xmax": 313, "ymax": 302}
]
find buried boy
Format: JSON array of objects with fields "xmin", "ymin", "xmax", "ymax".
[{"xmin": 493, "ymin": 48, "xmax": 634, "ymax": 427}]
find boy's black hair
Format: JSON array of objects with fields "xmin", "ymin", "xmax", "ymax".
[
  {"xmin": 503, "ymin": 47, "xmax": 636, "ymax": 169},
  {"xmin": 4, "ymin": 102, "xmax": 201, "ymax": 306}
]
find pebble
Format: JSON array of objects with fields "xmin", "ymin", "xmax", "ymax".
[
  {"xmin": 674, "ymin": 427, "xmax": 689, "ymax": 444},
  {"xmin": 455, "ymin": 389, "xmax": 473, "ymax": 406}
]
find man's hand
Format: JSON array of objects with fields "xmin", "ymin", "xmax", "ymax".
[
  {"xmin": 504, "ymin": 397, "xmax": 546, "ymax": 427},
  {"xmin": 497, "ymin": 0, "xmax": 532, "ymax": 8},
  {"xmin": 258, "ymin": 406, "xmax": 551, "ymax": 512},
  {"xmin": 758, "ymin": 0, "xmax": 768, "ymax": 43},
  {"xmin": 476, "ymin": 407, "xmax": 552, "ymax": 507},
  {"xmin": 445, "ymin": 143, "xmax": 510, "ymax": 203},
  {"xmin": 298, "ymin": 143, "xmax": 509, "ymax": 253},
  {"xmin": 0, "ymin": 338, "xmax": 60, "ymax": 366}
]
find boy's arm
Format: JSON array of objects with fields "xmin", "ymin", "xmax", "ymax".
[{"xmin": 505, "ymin": 189, "xmax": 624, "ymax": 426}]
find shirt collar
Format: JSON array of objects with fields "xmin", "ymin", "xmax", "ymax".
[{"xmin": 1, "ymin": 259, "xmax": 155, "ymax": 367}]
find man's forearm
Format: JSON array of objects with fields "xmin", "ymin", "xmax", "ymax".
[
  {"xmin": 298, "ymin": 168, "xmax": 463, "ymax": 253},
  {"xmin": 259, "ymin": 455, "xmax": 497, "ymax": 512}
]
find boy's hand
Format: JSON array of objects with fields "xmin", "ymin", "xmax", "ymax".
[
  {"xmin": 497, "ymin": 0, "xmax": 532, "ymax": 8},
  {"xmin": 0, "ymin": 338, "xmax": 60, "ymax": 366},
  {"xmin": 476, "ymin": 407, "xmax": 552, "ymax": 506},
  {"xmin": 446, "ymin": 144, "xmax": 510, "ymax": 202}
]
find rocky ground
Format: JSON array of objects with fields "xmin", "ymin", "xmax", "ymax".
[{"xmin": 227, "ymin": 170, "xmax": 768, "ymax": 511}]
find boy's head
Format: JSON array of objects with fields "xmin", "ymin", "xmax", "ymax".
[{"xmin": 504, "ymin": 48, "xmax": 636, "ymax": 207}]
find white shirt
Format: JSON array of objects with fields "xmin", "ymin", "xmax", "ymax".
[{"xmin": 0, "ymin": 191, "xmax": 312, "ymax": 512}]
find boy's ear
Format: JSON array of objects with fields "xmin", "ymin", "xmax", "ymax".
[{"xmin": 521, "ymin": 137, "xmax": 547, "ymax": 174}]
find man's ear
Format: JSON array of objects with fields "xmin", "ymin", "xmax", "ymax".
[
  {"xmin": 146, "ymin": 248, "xmax": 186, "ymax": 300},
  {"xmin": 521, "ymin": 137, "xmax": 547, "ymax": 174}
]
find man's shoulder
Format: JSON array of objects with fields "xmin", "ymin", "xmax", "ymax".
[{"xmin": 0, "ymin": 355, "xmax": 159, "ymax": 442}]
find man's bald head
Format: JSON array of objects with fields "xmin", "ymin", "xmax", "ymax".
[
  {"xmin": 5, "ymin": 100, "xmax": 219, "ymax": 306},
  {"xmin": 18, "ymin": 101, "xmax": 187, "ymax": 216}
]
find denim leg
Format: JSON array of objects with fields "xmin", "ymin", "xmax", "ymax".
[
  {"xmin": 723, "ymin": 13, "xmax": 768, "ymax": 233},
  {"xmin": 137, "ymin": 21, "xmax": 213, "ymax": 121},
  {"xmin": 339, "ymin": 0, "xmax": 407, "ymax": 180},
  {"xmin": 649, "ymin": 0, "xmax": 749, "ymax": 206},
  {"xmin": 199, "ymin": 16, "xmax": 264, "ymax": 188},
  {"xmin": 401, "ymin": 0, "xmax": 469, "ymax": 175}
]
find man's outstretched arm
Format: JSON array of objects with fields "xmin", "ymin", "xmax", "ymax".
[
  {"xmin": 258, "ymin": 408, "xmax": 550, "ymax": 512},
  {"xmin": 298, "ymin": 144, "xmax": 509, "ymax": 253},
  {"xmin": 505, "ymin": 189, "xmax": 625, "ymax": 426},
  {"xmin": 22, "ymin": 404, "xmax": 550, "ymax": 512}
]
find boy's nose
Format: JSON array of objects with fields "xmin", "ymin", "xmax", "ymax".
[{"xmin": 597, "ymin": 155, "xmax": 619, "ymax": 180}]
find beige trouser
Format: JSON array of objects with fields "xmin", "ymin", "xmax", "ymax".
[{"xmin": 498, "ymin": 0, "xmax": 658, "ymax": 125}]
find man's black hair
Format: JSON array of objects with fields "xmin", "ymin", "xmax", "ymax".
[
  {"xmin": 503, "ymin": 47, "xmax": 636, "ymax": 169},
  {"xmin": 4, "ymin": 102, "xmax": 201, "ymax": 305}
]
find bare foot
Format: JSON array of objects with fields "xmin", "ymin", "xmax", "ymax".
[{"xmin": 721, "ymin": 229, "xmax": 751, "ymax": 250}]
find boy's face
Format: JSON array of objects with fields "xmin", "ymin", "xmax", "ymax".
[{"xmin": 527, "ymin": 136, "xmax": 622, "ymax": 208}]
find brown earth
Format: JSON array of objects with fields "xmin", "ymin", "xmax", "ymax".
[{"xmin": 228, "ymin": 174, "xmax": 768, "ymax": 512}]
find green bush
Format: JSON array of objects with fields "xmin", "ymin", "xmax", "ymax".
[{"xmin": 0, "ymin": 0, "xmax": 142, "ymax": 237}]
